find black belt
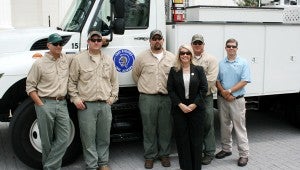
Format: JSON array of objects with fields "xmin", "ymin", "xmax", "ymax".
[
  {"xmin": 235, "ymin": 95, "xmax": 244, "ymax": 99},
  {"xmin": 86, "ymin": 100, "xmax": 106, "ymax": 103},
  {"xmin": 140, "ymin": 92, "xmax": 168, "ymax": 96},
  {"xmin": 218, "ymin": 94, "xmax": 244, "ymax": 100},
  {"xmin": 42, "ymin": 96, "xmax": 65, "ymax": 100}
]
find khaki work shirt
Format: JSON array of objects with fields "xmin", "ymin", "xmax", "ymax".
[
  {"xmin": 26, "ymin": 52, "xmax": 72, "ymax": 97},
  {"xmin": 68, "ymin": 50, "xmax": 119, "ymax": 104},
  {"xmin": 192, "ymin": 52, "xmax": 219, "ymax": 95},
  {"xmin": 132, "ymin": 49, "xmax": 175, "ymax": 94}
]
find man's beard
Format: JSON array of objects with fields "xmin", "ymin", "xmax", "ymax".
[{"xmin": 153, "ymin": 43, "xmax": 162, "ymax": 51}]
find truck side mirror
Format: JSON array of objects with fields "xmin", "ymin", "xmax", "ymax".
[
  {"xmin": 110, "ymin": 0, "xmax": 125, "ymax": 36},
  {"xmin": 111, "ymin": 0, "xmax": 125, "ymax": 18},
  {"xmin": 112, "ymin": 18, "xmax": 125, "ymax": 34}
]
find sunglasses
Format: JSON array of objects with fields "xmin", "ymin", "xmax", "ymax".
[
  {"xmin": 151, "ymin": 37, "xmax": 162, "ymax": 41},
  {"xmin": 179, "ymin": 51, "xmax": 192, "ymax": 55},
  {"xmin": 226, "ymin": 45, "xmax": 237, "ymax": 49},
  {"xmin": 90, "ymin": 38, "xmax": 102, "ymax": 42},
  {"xmin": 51, "ymin": 42, "xmax": 63, "ymax": 46},
  {"xmin": 192, "ymin": 41, "xmax": 203, "ymax": 45}
]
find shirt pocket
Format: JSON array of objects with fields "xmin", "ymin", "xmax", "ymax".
[
  {"xmin": 43, "ymin": 67, "xmax": 56, "ymax": 81},
  {"xmin": 80, "ymin": 67, "xmax": 95, "ymax": 82},
  {"xmin": 142, "ymin": 63, "xmax": 156, "ymax": 74}
]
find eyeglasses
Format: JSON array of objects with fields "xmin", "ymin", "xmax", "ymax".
[
  {"xmin": 226, "ymin": 45, "xmax": 237, "ymax": 49},
  {"xmin": 51, "ymin": 42, "xmax": 63, "ymax": 46},
  {"xmin": 151, "ymin": 37, "xmax": 162, "ymax": 41},
  {"xmin": 179, "ymin": 51, "xmax": 192, "ymax": 55},
  {"xmin": 90, "ymin": 38, "xmax": 102, "ymax": 42},
  {"xmin": 192, "ymin": 41, "xmax": 203, "ymax": 45}
]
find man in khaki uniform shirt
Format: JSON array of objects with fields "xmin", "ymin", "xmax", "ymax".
[
  {"xmin": 132, "ymin": 29, "xmax": 175, "ymax": 169},
  {"xmin": 68, "ymin": 31, "xmax": 118, "ymax": 170},
  {"xmin": 191, "ymin": 34, "xmax": 219, "ymax": 165},
  {"xmin": 26, "ymin": 33, "xmax": 71, "ymax": 170}
]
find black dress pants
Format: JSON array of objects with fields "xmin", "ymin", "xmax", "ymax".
[{"xmin": 172, "ymin": 106, "xmax": 204, "ymax": 170}]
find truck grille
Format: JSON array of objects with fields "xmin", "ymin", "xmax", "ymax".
[{"xmin": 30, "ymin": 36, "xmax": 71, "ymax": 50}]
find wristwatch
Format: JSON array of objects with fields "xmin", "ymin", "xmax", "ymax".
[{"xmin": 227, "ymin": 89, "xmax": 232, "ymax": 93}]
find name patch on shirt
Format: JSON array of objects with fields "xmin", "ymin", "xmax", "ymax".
[{"xmin": 113, "ymin": 49, "xmax": 135, "ymax": 72}]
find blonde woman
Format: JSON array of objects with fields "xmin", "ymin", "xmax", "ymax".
[{"xmin": 167, "ymin": 44, "xmax": 208, "ymax": 170}]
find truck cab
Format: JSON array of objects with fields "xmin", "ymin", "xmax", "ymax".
[
  {"xmin": 0, "ymin": 0, "xmax": 166, "ymax": 168},
  {"xmin": 1, "ymin": 0, "xmax": 300, "ymax": 168}
]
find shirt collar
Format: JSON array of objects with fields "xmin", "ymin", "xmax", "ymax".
[{"xmin": 45, "ymin": 52, "xmax": 61, "ymax": 61}]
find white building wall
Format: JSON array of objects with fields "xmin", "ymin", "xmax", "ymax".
[
  {"xmin": 8, "ymin": 0, "xmax": 72, "ymax": 29},
  {"xmin": 11, "ymin": 0, "xmax": 42, "ymax": 28},
  {"xmin": 0, "ymin": 0, "xmax": 13, "ymax": 29}
]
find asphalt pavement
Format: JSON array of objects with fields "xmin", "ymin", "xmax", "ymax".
[{"xmin": 1, "ymin": 110, "xmax": 300, "ymax": 170}]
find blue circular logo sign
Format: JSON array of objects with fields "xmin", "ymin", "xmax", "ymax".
[{"xmin": 113, "ymin": 49, "xmax": 135, "ymax": 72}]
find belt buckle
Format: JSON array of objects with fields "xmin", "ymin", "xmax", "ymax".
[{"xmin": 55, "ymin": 96, "xmax": 63, "ymax": 102}]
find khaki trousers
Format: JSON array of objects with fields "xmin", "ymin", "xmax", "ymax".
[{"xmin": 217, "ymin": 96, "xmax": 249, "ymax": 157}]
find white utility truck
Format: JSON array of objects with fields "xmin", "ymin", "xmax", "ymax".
[{"xmin": 0, "ymin": 0, "xmax": 299, "ymax": 168}]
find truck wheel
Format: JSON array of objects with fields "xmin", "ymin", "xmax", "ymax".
[
  {"xmin": 284, "ymin": 93, "xmax": 300, "ymax": 128},
  {"xmin": 9, "ymin": 98, "xmax": 81, "ymax": 169}
]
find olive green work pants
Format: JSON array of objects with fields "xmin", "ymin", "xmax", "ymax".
[
  {"xmin": 78, "ymin": 101, "xmax": 112, "ymax": 170},
  {"xmin": 139, "ymin": 94, "xmax": 172, "ymax": 159},
  {"xmin": 203, "ymin": 94, "xmax": 216, "ymax": 156},
  {"xmin": 35, "ymin": 98, "xmax": 71, "ymax": 170}
]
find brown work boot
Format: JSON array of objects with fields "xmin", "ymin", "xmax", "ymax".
[
  {"xmin": 144, "ymin": 159, "xmax": 154, "ymax": 169},
  {"xmin": 202, "ymin": 155, "xmax": 214, "ymax": 165},
  {"xmin": 160, "ymin": 156, "xmax": 171, "ymax": 167},
  {"xmin": 98, "ymin": 165, "xmax": 110, "ymax": 170}
]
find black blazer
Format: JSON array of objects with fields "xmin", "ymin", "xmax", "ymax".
[{"xmin": 167, "ymin": 64, "xmax": 208, "ymax": 108}]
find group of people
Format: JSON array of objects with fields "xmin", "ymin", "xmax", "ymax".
[
  {"xmin": 26, "ymin": 31, "xmax": 116, "ymax": 170},
  {"xmin": 133, "ymin": 30, "xmax": 251, "ymax": 170},
  {"xmin": 25, "ymin": 29, "xmax": 251, "ymax": 170}
]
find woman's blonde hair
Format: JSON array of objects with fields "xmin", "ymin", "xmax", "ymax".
[{"xmin": 174, "ymin": 44, "xmax": 195, "ymax": 72}]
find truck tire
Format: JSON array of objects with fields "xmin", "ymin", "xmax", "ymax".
[
  {"xmin": 284, "ymin": 93, "xmax": 300, "ymax": 128},
  {"xmin": 9, "ymin": 98, "xmax": 81, "ymax": 169},
  {"xmin": 289, "ymin": 94, "xmax": 300, "ymax": 128}
]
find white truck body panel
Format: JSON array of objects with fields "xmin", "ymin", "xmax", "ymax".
[
  {"xmin": 186, "ymin": 6, "xmax": 284, "ymax": 23},
  {"xmin": 167, "ymin": 22, "xmax": 300, "ymax": 97}
]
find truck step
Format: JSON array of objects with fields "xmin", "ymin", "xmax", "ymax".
[{"xmin": 246, "ymin": 97, "xmax": 260, "ymax": 110}]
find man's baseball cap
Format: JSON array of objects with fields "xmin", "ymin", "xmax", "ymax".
[
  {"xmin": 150, "ymin": 29, "xmax": 163, "ymax": 39},
  {"xmin": 191, "ymin": 34, "xmax": 204, "ymax": 43},
  {"xmin": 88, "ymin": 31, "xmax": 102, "ymax": 39},
  {"xmin": 48, "ymin": 33, "xmax": 63, "ymax": 43}
]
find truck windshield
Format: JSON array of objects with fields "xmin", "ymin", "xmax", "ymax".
[{"xmin": 60, "ymin": 0, "xmax": 96, "ymax": 32}]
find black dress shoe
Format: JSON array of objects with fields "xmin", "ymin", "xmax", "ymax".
[
  {"xmin": 238, "ymin": 157, "xmax": 248, "ymax": 167},
  {"xmin": 215, "ymin": 150, "xmax": 232, "ymax": 159}
]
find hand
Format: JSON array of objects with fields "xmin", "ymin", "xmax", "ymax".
[
  {"xmin": 225, "ymin": 95, "xmax": 235, "ymax": 102},
  {"xmin": 221, "ymin": 89, "xmax": 231, "ymax": 99},
  {"xmin": 106, "ymin": 98, "xmax": 113, "ymax": 105},
  {"xmin": 179, "ymin": 103, "xmax": 192, "ymax": 113},
  {"xmin": 187, "ymin": 104, "xmax": 197, "ymax": 111},
  {"xmin": 35, "ymin": 102, "xmax": 44, "ymax": 106},
  {"xmin": 75, "ymin": 100, "xmax": 86, "ymax": 110}
]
